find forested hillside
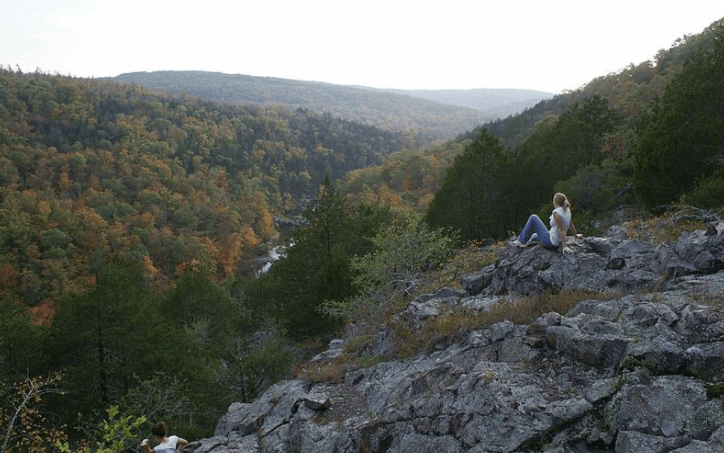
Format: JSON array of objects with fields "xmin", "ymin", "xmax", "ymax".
[
  {"xmin": 0, "ymin": 70, "xmax": 416, "ymax": 303},
  {"xmin": 379, "ymin": 87, "xmax": 553, "ymax": 116},
  {"xmin": 112, "ymin": 71, "xmax": 497, "ymax": 139},
  {"xmin": 344, "ymin": 18, "xmax": 724, "ymax": 234},
  {"xmin": 3, "ymin": 16, "xmax": 724, "ymax": 453},
  {"xmin": 484, "ymin": 21, "xmax": 722, "ymax": 148}
]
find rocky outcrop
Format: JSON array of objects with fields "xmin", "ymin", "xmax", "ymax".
[
  {"xmin": 185, "ymin": 221, "xmax": 724, "ymax": 453},
  {"xmin": 461, "ymin": 221, "xmax": 724, "ymax": 298}
]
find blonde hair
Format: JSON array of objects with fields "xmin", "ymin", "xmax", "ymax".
[{"xmin": 553, "ymin": 193, "xmax": 570, "ymax": 210}]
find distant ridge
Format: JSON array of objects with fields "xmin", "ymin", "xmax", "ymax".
[
  {"xmin": 113, "ymin": 71, "xmax": 549, "ymax": 139},
  {"xmin": 372, "ymin": 87, "xmax": 554, "ymax": 117}
]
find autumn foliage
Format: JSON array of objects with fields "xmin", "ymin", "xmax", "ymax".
[{"xmin": 0, "ymin": 68, "xmax": 410, "ymax": 309}]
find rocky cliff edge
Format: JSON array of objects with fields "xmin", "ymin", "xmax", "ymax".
[{"xmin": 186, "ymin": 219, "xmax": 724, "ymax": 453}]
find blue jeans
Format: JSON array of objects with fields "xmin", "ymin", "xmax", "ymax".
[{"xmin": 519, "ymin": 215, "xmax": 554, "ymax": 248}]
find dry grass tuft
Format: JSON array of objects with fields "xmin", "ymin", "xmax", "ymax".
[
  {"xmin": 702, "ymin": 297, "xmax": 724, "ymax": 309},
  {"xmin": 492, "ymin": 289, "xmax": 615, "ymax": 325},
  {"xmin": 297, "ymin": 348, "xmax": 385, "ymax": 384},
  {"xmin": 394, "ymin": 289, "xmax": 618, "ymax": 358},
  {"xmin": 297, "ymin": 360, "xmax": 350, "ymax": 384},
  {"xmin": 689, "ymin": 288, "xmax": 724, "ymax": 309},
  {"xmin": 393, "ymin": 306, "xmax": 480, "ymax": 358},
  {"xmin": 623, "ymin": 205, "xmax": 711, "ymax": 244}
]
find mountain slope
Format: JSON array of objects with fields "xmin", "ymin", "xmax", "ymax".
[
  {"xmin": 339, "ymin": 18, "xmax": 724, "ymax": 223},
  {"xmin": 0, "ymin": 69, "xmax": 415, "ymax": 303},
  {"xmin": 380, "ymin": 87, "xmax": 554, "ymax": 116},
  {"xmin": 483, "ymin": 19, "xmax": 724, "ymax": 148},
  {"xmin": 112, "ymin": 71, "xmax": 528, "ymax": 139}
]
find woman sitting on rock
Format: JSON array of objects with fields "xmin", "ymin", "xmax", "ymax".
[{"xmin": 511, "ymin": 192, "xmax": 581, "ymax": 253}]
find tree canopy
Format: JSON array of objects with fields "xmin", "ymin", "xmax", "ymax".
[
  {"xmin": 633, "ymin": 28, "xmax": 724, "ymax": 208},
  {"xmin": 425, "ymin": 129, "xmax": 508, "ymax": 241},
  {"xmin": 0, "ymin": 69, "xmax": 410, "ymax": 306}
]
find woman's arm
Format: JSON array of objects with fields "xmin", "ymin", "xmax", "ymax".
[
  {"xmin": 177, "ymin": 438, "xmax": 188, "ymax": 451},
  {"xmin": 569, "ymin": 221, "xmax": 583, "ymax": 238}
]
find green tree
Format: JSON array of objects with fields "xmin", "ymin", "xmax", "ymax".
[
  {"xmin": 425, "ymin": 129, "xmax": 507, "ymax": 241},
  {"xmin": 633, "ymin": 29, "xmax": 724, "ymax": 208},
  {"xmin": 246, "ymin": 179, "xmax": 394, "ymax": 340},
  {"xmin": 47, "ymin": 257, "xmax": 157, "ymax": 422},
  {"xmin": 687, "ymin": 168, "xmax": 724, "ymax": 209},
  {"xmin": 117, "ymin": 373, "xmax": 191, "ymax": 430},
  {"xmin": 0, "ymin": 296, "xmax": 46, "ymax": 377},
  {"xmin": 158, "ymin": 270, "xmax": 253, "ymax": 431},
  {"xmin": 324, "ymin": 214, "xmax": 457, "ymax": 327},
  {"xmin": 257, "ymin": 179, "xmax": 354, "ymax": 339},
  {"xmin": 215, "ymin": 330, "xmax": 293, "ymax": 403},
  {"xmin": 353, "ymin": 215, "xmax": 456, "ymax": 304},
  {"xmin": 57, "ymin": 406, "xmax": 147, "ymax": 453},
  {"xmin": 517, "ymin": 96, "xmax": 617, "ymax": 211},
  {"xmin": 160, "ymin": 271, "xmax": 246, "ymax": 351}
]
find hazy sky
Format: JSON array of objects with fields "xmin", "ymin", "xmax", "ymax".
[{"xmin": 2, "ymin": 0, "xmax": 723, "ymax": 93}]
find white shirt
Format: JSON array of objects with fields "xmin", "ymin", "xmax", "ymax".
[
  {"xmin": 548, "ymin": 206, "xmax": 571, "ymax": 246},
  {"xmin": 153, "ymin": 436, "xmax": 180, "ymax": 453}
]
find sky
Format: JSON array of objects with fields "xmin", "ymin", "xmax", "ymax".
[{"xmin": 1, "ymin": 0, "xmax": 723, "ymax": 94}]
